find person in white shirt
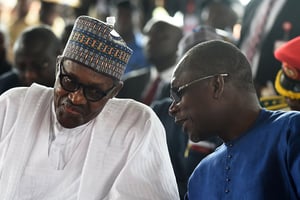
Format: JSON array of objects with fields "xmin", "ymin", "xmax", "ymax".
[{"xmin": 0, "ymin": 15, "xmax": 179, "ymax": 200}]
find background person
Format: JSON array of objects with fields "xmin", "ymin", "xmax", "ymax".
[
  {"xmin": 117, "ymin": 16, "xmax": 183, "ymax": 104},
  {"xmin": 238, "ymin": 0, "xmax": 300, "ymax": 97},
  {"xmin": 113, "ymin": 0, "xmax": 150, "ymax": 74},
  {"xmin": 0, "ymin": 25, "xmax": 62, "ymax": 94},
  {"xmin": 142, "ymin": 17, "xmax": 183, "ymax": 104}
]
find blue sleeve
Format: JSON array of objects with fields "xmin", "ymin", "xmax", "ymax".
[{"xmin": 287, "ymin": 113, "xmax": 300, "ymax": 197}]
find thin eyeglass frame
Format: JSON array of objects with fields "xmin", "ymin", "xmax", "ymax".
[
  {"xmin": 178, "ymin": 73, "xmax": 229, "ymax": 93},
  {"xmin": 171, "ymin": 73, "xmax": 229, "ymax": 103}
]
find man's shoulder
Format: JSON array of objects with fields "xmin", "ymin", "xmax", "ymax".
[
  {"xmin": 264, "ymin": 108, "xmax": 300, "ymax": 122},
  {"xmin": 0, "ymin": 71, "xmax": 21, "ymax": 94},
  {"xmin": 0, "ymin": 83, "xmax": 52, "ymax": 103},
  {"xmin": 257, "ymin": 109, "xmax": 300, "ymax": 141},
  {"xmin": 97, "ymin": 98, "xmax": 165, "ymax": 143},
  {"xmin": 277, "ymin": 110, "xmax": 300, "ymax": 127},
  {"xmin": 0, "ymin": 86, "xmax": 28, "ymax": 100},
  {"xmin": 110, "ymin": 98, "xmax": 153, "ymax": 113},
  {"xmin": 0, "ymin": 87, "xmax": 32, "ymax": 118},
  {"xmin": 109, "ymin": 98, "xmax": 149, "ymax": 110}
]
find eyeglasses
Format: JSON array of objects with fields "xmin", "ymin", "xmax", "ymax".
[
  {"xmin": 170, "ymin": 73, "xmax": 229, "ymax": 103},
  {"xmin": 58, "ymin": 62, "xmax": 115, "ymax": 102}
]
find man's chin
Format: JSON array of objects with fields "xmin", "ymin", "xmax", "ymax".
[
  {"xmin": 187, "ymin": 131, "xmax": 199, "ymax": 142},
  {"xmin": 188, "ymin": 131, "xmax": 209, "ymax": 143},
  {"xmin": 181, "ymin": 124, "xmax": 206, "ymax": 142},
  {"xmin": 58, "ymin": 117, "xmax": 82, "ymax": 129},
  {"xmin": 189, "ymin": 135, "xmax": 202, "ymax": 143}
]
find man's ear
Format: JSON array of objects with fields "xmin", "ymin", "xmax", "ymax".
[
  {"xmin": 212, "ymin": 75, "xmax": 225, "ymax": 99},
  {"xmin": 110, "ymin": 81, "xmax": 124, "ymax": 98}
]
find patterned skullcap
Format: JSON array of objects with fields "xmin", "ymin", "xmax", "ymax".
[{"xmin": 62, "ymin": 15, "xmax": 133, "ymax": 80}]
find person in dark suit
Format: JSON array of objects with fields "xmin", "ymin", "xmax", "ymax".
[
  {"xmin": 238, "ymin": 0, "xmax": 300, "ymax": 97},
  {"xmin": 0, "ymin": 25, "xmax": 61, "ymax": 94},
  {"xmin": 117, "ymin": 17, "xmax": 183, "ymax": 104}
]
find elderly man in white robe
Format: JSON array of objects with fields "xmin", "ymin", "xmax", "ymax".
[{"xmin": 0, "ymin": 16, "xmax": 180, "ymax": 200}]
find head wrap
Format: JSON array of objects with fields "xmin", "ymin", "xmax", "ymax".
[
  {"xmin": 62, "ymin": 15, "xmax": 133, "ymax": 80},
  {"xmin": 274, "ymin": 36, "xmax": 300, "ymax": 99}
]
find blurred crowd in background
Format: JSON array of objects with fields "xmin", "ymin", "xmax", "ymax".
[
  {"xmin": 0, "ymin": 0, "xmax": 245, "ymax": 70},
  {"xmin": 1, "ymin": 0, "xmax": 299, "ymax": 99}
]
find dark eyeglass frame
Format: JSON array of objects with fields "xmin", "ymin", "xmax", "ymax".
[
  {"xmin": 58, "ymin": 61, "xmax": 115, "ymax": 102},
  {"xmin": 170, "ymin": 73, "xmax": 229, "ymax": 103}
]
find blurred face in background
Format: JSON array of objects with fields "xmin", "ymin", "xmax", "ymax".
[
  {"xmin": 13, "ymin": 27, "xmax": 60, "ymax": 87},
  {"xmin": 14, "ymin": 40, "xmax": 57, "ymax": 87},
  {"xmin": 144, "ymin": 21, "xmax": 182, "ymax": 71}
]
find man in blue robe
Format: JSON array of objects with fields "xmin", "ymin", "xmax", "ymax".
[{"xmin": 169, "ymin": 40, "xmax": 300, "ymax": 199}]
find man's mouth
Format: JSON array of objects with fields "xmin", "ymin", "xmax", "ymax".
[{"xmin": 64, "ymin": 104, "xmax": 83, "ymax": 115}]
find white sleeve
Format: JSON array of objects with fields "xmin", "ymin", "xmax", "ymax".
[
  {"xmin": 0, "ymin": 88, "xmax": 26, "ymax": 177},
  {"xmin": 105, "ymin": 108, "xmax": 180, "ymax": 200},
  {"xmin": 0, "ymin": 87, "xmax": 26, "ymax": 142}
]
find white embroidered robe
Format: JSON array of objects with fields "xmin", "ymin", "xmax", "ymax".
[{"xmin": 0, "ymin": 84, "xmax": 180, "ymax": 200}]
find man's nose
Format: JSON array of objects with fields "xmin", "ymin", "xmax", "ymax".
[{"xmin": 68, "ymin": 88, "xmax": 87, "ymax": 105}]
